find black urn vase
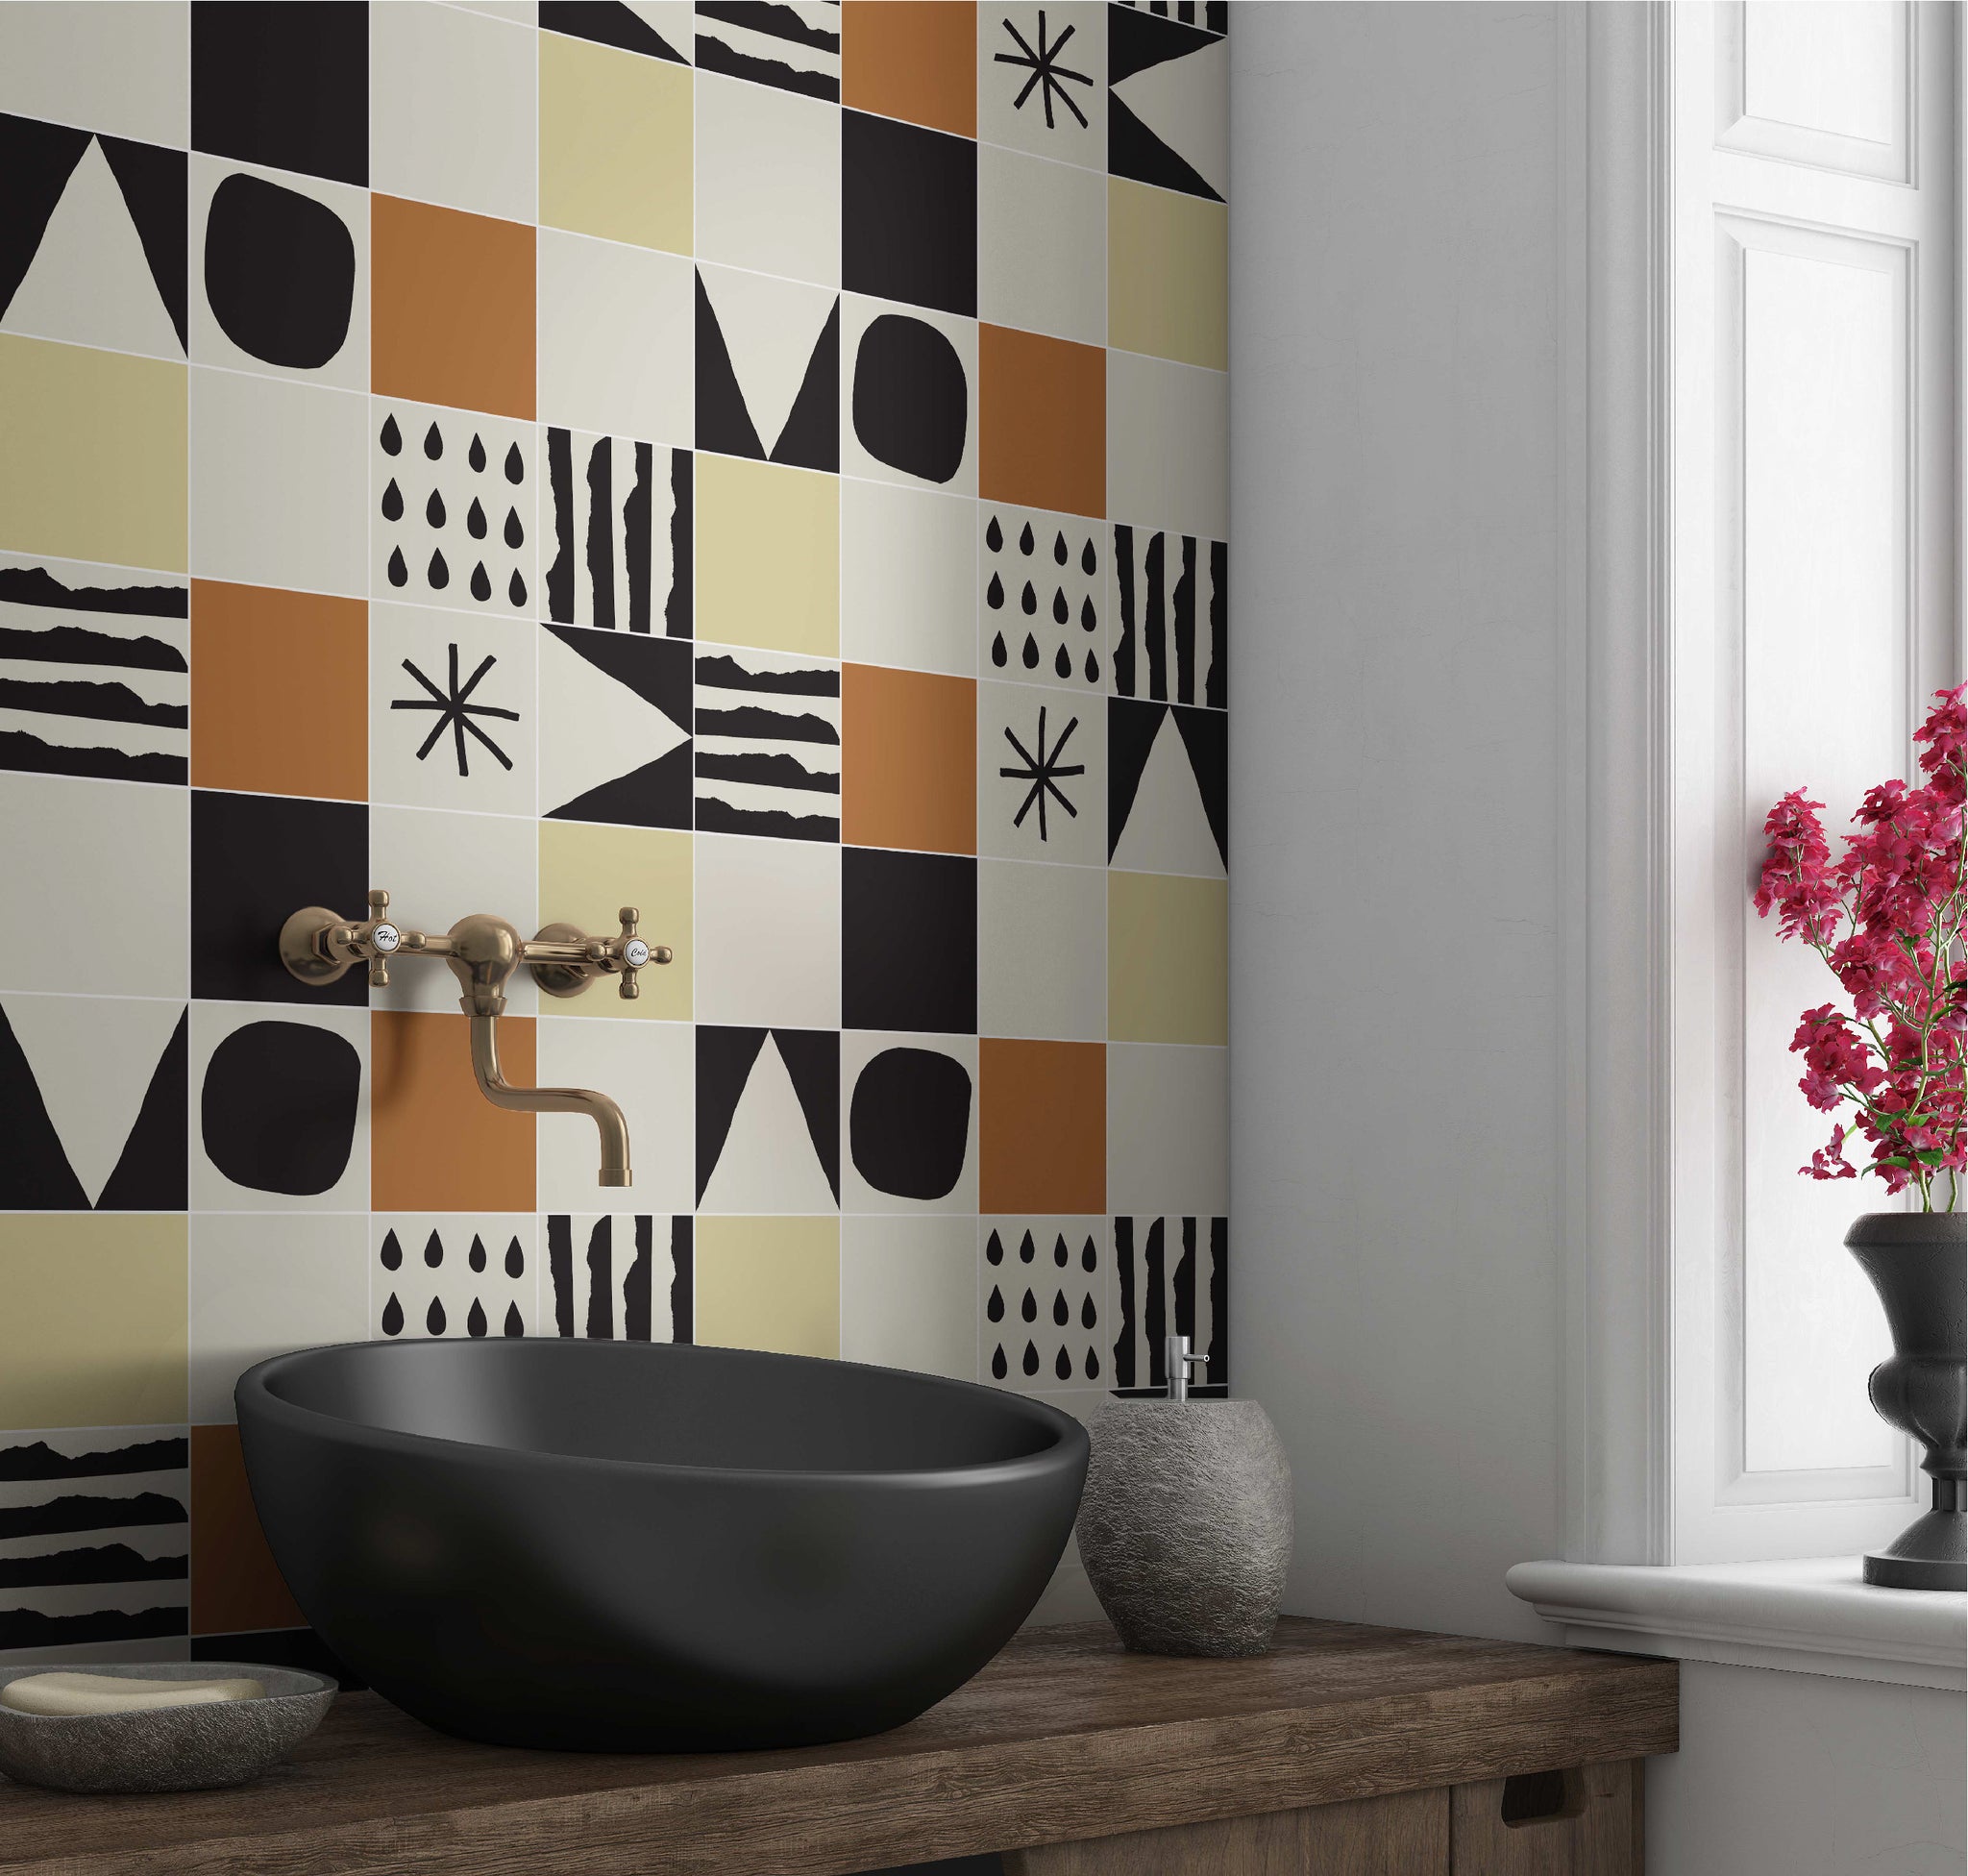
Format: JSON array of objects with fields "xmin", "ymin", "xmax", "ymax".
[{"xmin": 1846, "ymin": 1211, "xmax": 1966, "ymax": 1592}]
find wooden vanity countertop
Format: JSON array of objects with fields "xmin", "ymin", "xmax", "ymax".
[{"xmin": 0, "ymin": 1617, "xmax": 1678, "ymax": 1876}]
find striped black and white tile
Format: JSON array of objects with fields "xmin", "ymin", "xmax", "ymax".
[
  {"xmin": 1111, "ymin": 528, "xmax": 1226, "ymax": 711},
  {"xmin": 694, "ymin": 646, "xmax": 841, "ymax": 841},
  {"xmin": 695, "ymin": 0, "xmax": 840, "ymax": 101},
  {"xmin": 546, "ymin": 1215, "xmax": 693, "ymax": 1343},
  {"xmin": 544, "ymin": 432, "xmax": 693, "ymax": 637},
  {"xmin": 0, "ymin": 1427, "xmax": 189, "ymax": 1661},
  {"xmin": 1110, "ymin": 1217, "xmax": 1228, "ymax": 1396},
  {"xmin": 0, "ymin": 558, "xmax": 188, "ymax": 784}
]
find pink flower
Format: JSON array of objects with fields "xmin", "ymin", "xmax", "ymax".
[
  {"xmin": 1802, "ymin": 1125, "xmax": 1857, "ymax": 1182},
  {"xmin": 1755, "ymin": 687, "xmax": 1965, "ymax": 1207}
]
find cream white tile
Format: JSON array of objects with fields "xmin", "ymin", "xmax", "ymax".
[
  {"xmin": 979, "ymin": 859, "xmax": 1104, "ymax": 1041},
  {"xmin": 0, "ymin": 773, "xmax": 186, "ymax": 997},
  {"xmin": 538, "ymin": 232, "xmax": 694, "ymax": 444},
  {"xmin": 190, "ymin": 367, "xmax": 368, "ymax": 597},
  {"xmin": 1106, "ymin": 1043, "xmax": 1228, "ymax": 1216},
  {"xmin": 368, "ymin": 804, "xmax": 541, "ymax": 1014},
  {"xmin": 443, "ymin": 0, "xmax": 539, "ymax": 21},
  {"xmin": 371, "ymin": 2, "xmax": 538, "ymax": 222},
  {"xmin": 840, "ymin": 1216, "xmax": 975, "ymax": 1380},
  {"xmin": 978, "ymin": 142, "xmax": 1104, "ymax": 347},
  {"xmin": 189, "ymin": 1214, "xmax": 368, "ymax": 1420},
  {"xmin": 0, "ymin": 4, "xmax": 190, "ymax": 146},
  {"xmin": 1107, "ymin": 350, "xmax": 1229, "ymax": 541},
  {"xmin": 694, "ymin": 832, "xmax": 840, "ymax": 1028},
  {"xmin": 840, "ymin": 480, "xmax": 975, "ymax": 678},
  {"xmin": 536, "ymin": 1017, "xmax": 694, "ymax": 1216},
  {"xmin": 695, "ymin": 70, "xmax": 839, "ymax": 288}
]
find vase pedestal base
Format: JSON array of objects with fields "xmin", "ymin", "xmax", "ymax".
[{"xmin": 1863, "ymin": 1491, "xmax": 1966, "ymax": 1592}]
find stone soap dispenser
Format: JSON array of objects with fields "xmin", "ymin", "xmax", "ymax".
[{"xmin": 1076, "ymin": 1337, "xmax": 1292, "ymax": 1656}]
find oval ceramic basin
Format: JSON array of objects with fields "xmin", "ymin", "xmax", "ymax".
[{"xmin": 235, "ymin": 1339, "xmax": 1088, "ymax": 1752}]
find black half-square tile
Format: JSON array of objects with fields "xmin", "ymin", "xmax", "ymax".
[
  {"xmin": 191, "ymin": 789, "xmax": 368, "ymax": 1006},
  {"xmin": 842, "ymin": 111, "xmax": 977, "ymax": 319},
  {"xmin": 843, "ymin": 847, "xmax": 977, "ymax": 1035},
  {"xmin": 191, "ymin": 1, "xmax": 368, "ymax": 188}
]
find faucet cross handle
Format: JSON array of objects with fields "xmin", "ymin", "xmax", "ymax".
[
  {"xmin": 364, "ymin": 889, "xmax": 403, "ymax": 988},
  {"xmin": 280, "ymin": 888, "xmax": 421, "ymax": 990},
  {"xmin": 613, "ymin": 905, "xmax": 673, "ymax": 1000}
]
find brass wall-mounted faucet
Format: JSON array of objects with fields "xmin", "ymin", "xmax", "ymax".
[{"xmin": 279, "ymin": 891, "xmax": 672, "ymax": 1189}]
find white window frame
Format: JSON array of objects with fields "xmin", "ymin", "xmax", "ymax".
[{"xmin": 1562, "ymin": 0, "xmax": 1960, "ymax": 1574}]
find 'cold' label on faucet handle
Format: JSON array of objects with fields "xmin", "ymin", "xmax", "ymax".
[
  {"xmin": 372, "ymin": 924, "xmax": 402, "ymax": 953},
  {"xmin": 623, "ymin": 938, "xmax": 651, "ymax": 969}
]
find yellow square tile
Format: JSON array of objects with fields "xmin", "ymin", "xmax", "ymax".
[
  {"xmin": 537, "ymin": 821, "xmax": 692, "ymax": 1021},
  {"xmin": 0, "ymin": 1215, "xmax": 187, "ymax": 1427},
  {"xmin": 539, "ymin": 32, "xmax": 692, "ymax": 254},
  {"xmin": 0, "ymin": 335, "xmax": 185, "ymax": 572},
  {"xmin": 697, "ymin": 455, "xmax": 840, "ymax": 657},
  {"xmin": 1107, "ymin": 179, "xmax": 1228, "ymax": 373},
  {"xmin": 1108, "ymin": 871, "xmax": 1228, "ymax": 1046},
  {"xmin": 695, "ymin": 1216, "xmax": 840, "ymax": 1359}
]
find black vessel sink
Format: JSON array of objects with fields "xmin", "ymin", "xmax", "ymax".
[{"xmin": 235, "ymin": 1339, "xmax": 1088, "ymax": 1752}]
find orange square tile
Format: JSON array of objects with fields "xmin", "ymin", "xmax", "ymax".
[
  {"xmin": 842, "ymin": 664, "xmax": 976, "ymax": 854},
  {"xmin": 371, "ymin": 1010, "xmax": 536, "ymax": 1211},
  {"xmin": 190, "ymin": 1423, "xmax": 303, "ymax": 1636},
  {"xmin": 979, "ymin": 325, "xmax": 1105, "ymax": 520},
  {"xmin": 372, "ymin": 194, "xmax": 536, "ymax": 420},
  {"xmin": 190, "ymin": 581, "xmax": 366, "ymax": 800},
  {"xmin": 980, "ymin": 1038, "xmax": 1105, "ymax": 1214},
  {"xmin": 844, "ymin": 2, "xmax": 976, "ymax": 138}
]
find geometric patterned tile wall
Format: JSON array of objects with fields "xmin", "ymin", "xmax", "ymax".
[{"xmin": 0, "ymin": 0, "xmax": 1228, "ymax": 1668}]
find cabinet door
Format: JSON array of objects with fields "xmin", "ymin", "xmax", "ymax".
[
  {"xmin": 1450, "ymin": 1761, "xmax": 1642, "ymax": 1875},
  {"xmin": 1002, "ymin": 1788, "xmax": 1449, "ymax": 1875}
]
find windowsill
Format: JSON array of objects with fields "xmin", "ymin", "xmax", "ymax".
[{"xmin": 1506, "ymin": 1557, "xmax": 1965, "ymax": 1691}]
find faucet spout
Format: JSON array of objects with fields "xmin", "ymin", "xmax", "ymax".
[{"xmin": 468, "ymin": 1012, "xmax": 631, "ymax": 1188}]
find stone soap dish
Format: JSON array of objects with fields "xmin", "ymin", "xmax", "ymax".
[{"xmin": 0, "ymin": 1663, "xmax": 336, "ymax": 1794}]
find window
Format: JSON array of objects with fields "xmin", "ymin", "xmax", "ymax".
[{"xmin": 1570, "ymin": 0, "xmax": 1958, "ymax": 1567}]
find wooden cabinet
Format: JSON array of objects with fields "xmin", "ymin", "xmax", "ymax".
[
  {"xmin": 1004, "ymin": 1758, "xmax": 1642, "ymax": 1876},
  {"xmin": 0, "ymin": 1620, "xmax": 1674, "ymax": 1876}
]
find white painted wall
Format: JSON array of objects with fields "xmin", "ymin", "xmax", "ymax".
[
  {"xmin": 1229, "ymin": 0, "xmax": 1572, "ymax": 1646},
  {"xmin": 1652, "ymin": 1662, "xmax": 1965, "ymax": 1876},
  {"xmin": 1228, "ymin": 6, "xmax": 1967, "ymax": 1872}
]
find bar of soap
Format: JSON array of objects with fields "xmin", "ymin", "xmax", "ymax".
[{"xmin": 0, "ymin": 1672, "xmax": 266, "ymax": 1716}]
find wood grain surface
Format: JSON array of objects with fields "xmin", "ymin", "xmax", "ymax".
[
  {"xmin": 0, "ymin": 1618, "xmax": 1677, "ymax": 1876},
  {"xmin": 1003, "ymin": 1788, "xmax": 1451, "ymax": 1874},
  {"xmin": 1450, "ymin": 1761, "xmax": 1644, "ymax": 1875}
]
